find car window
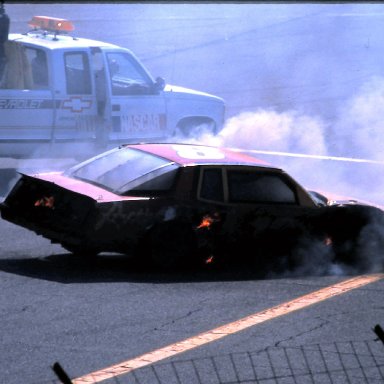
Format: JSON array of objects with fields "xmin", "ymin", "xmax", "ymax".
[
  {"xmin": 69, "ymin": 147, "xmax": 174, "ymax": 192},
  {"xmin": 199, "ymin": 168, "xmax": 224, "ymax": 202},
  {"xmin": 227, "ymin": 170, "xmax": 297, "ymax": 204},
  {"xmin": 120, "ymin": 165, "xmax": 179, "ymax": 195}
]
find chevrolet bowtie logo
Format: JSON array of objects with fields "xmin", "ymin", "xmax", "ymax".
[{"xmin": 62, "ymin": 97, "xmax": 92, "ymax": 113}]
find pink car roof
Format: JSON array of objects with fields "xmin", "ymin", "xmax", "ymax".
[
  {"xmin": 28, "ymin": 144, "xmax": 272, "ymax": 203},
  {"xmin": 125, "ymin": 143, "xmax": 270, "ymax": 167}
]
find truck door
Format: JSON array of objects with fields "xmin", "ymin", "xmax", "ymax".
[
  {"xmin": 53, "ymin": 50, "xmax": 97, "ymax": 142},
  {"xmin": 0, "ymin": 43, "xmax": 54, "ymax": 143},
  {"xmin": 104, "ymin": 50, "xmax": 167, "ymax": 142}
]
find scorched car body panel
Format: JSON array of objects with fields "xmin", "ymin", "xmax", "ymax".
[{"xmin": 1, "ymin": 143, "xmax": 384, "ymax": 272}]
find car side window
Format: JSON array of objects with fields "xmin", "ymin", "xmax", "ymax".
[
  {"xmin": 64, "ymin": 52, "xmax": 92, "ymax": 94},
  {"xmin": 200, "ymin": 168, "xmax": 224, "ymax": 202},
  {"xmin": 123, "ymin": 166, "xmax": 179, "ymax": 196},
  {"xmin": 227, "ymin": 170, "xmax": 297, "ymax": 204}
]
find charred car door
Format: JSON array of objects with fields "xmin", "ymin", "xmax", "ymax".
[{"xmin": 196, "ymin": 165, "xmax": 317, "ymax": 265}]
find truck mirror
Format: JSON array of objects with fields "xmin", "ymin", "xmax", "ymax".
[{"xmin": 154, "ymin": 76, "xmax": 165, "ymax": 92}]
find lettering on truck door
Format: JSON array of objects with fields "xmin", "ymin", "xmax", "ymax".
[
  {"xmin": 0, "ymin": 42, "xmax": 55, "ymax": 142},
  {"xmin": 106, "ymin": 50, "xmax": 167, "ymax": 142}
]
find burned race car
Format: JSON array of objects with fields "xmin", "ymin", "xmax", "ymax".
[{"xmin": 1, "ymin": 143, "xmax": 384, "ymax": 273}]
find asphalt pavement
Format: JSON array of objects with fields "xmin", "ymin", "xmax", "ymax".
[{"xmin": 0, "ymin": 214, "xmax": 383, "ymax": 383}]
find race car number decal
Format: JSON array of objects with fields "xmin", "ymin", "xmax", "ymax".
[{"xmin": 172, "ymin": 145, "xmax": 225, "ymax": 160}]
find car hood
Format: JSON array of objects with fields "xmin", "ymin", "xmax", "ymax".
[
  {"xmin": 313, "ymin": 189, "xmax": 384, "ymax": 211},
  {"xmin": 30, "ymin": 172, "xmax": 149, "ymax": 203}
]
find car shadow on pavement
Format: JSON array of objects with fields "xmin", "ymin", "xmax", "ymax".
[{"xmin": 0, "ymin": 252, "xmax": 271, "ymax": 284}]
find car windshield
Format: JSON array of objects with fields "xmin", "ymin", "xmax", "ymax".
[{"xmin": 68, "ymin": 147, "xmax": 175, "ymax": 192}]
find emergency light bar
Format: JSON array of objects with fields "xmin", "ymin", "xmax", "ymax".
[{"xmin": 28, "ymin": 16, "xmax": 75, "ymax": 33}]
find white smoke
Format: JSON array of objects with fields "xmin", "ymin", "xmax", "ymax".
[
  {"xmin": 189, "ymin": 75, "xmax": 384, "ymax": 208},
  {"xmin": 184, "ymin": 76, "xmax": 384, "ymax": 276},
  {"xmin": 333, "ymin": 76, "xmax": 384, "ymax": 161},
  {"xmin": 209, "ymin": 109, "xmax": 328, "ymax": 155}
]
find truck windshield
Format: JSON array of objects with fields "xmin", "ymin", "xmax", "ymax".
[{"xmin": 68, "ymin": 147, "xmax": 175, "ymax": 192}]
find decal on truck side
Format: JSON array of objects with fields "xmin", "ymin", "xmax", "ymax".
[
  {"xmin": 112, "ymin": 114, "xmax": 166, "ymax": 133},
  {"xmin": 61, "ymin": 97, "xmax": 93, "ymax": 113},
  {"xmin": 120, "ymin": 113, "xmax": 166, "ymax": 133},
  {"xmin": 0, "ymin": 99, "xmax": 59, "ymax": 109}
]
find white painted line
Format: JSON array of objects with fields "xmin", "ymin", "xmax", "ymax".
[
  {"xmin": 234, "ymin": 148, "xmax": 384, "ymax": 165},
  {"xmin": 73, "ymin": 273, "xmax": 384, "ymax": 383}
]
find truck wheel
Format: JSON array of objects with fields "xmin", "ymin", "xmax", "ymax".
[
  {"xmin": 175, "ymin": 117, "xmax": 216, "ymax": 139},
  {"xmin": 145, "ymin": 221, "xmax": 197, "ymax": 270}
]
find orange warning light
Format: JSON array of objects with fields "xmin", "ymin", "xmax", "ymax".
[{"xmin": 28, "ymin": 16, "xmax": 75, "ymax": 33}]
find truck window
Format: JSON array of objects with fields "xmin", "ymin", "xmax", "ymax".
[
  {"xmin": 0, "ymin": 41, "xmax": 33, "ymax": 89},
  {"xmin": 26, "ymin": 48, "xmax": 48, "ymax": 88},
  {"xmin": 64, "ymin": 52, "xmax": 91, "ymax": 94},
  {"xmin": 106, "ymin": 52, "xmax": 153, "ymax": 96}
]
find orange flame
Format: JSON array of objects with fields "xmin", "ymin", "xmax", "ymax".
[
  {"xmin": 205, "ymin": 255, "xmax": 214, "ymax": 264},
  {"xmin": 34, "ymin": 196, "xmax": 55, "ymax": 209},
  {"xmin": 196, "ymin": 213, "xmax": 220, "ymax": 230},
  {"xmin": 196, "ymin": 215, "xmax": 215, "ymax": 229}
]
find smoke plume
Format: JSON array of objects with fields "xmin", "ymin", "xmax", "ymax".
[
  {"xmin": 182, "ymin": 76, "xmax": 384, "ymax": 277},
  {"xmin": 190, "ymin": 75, "xmax": 384, "ymax": 208}
]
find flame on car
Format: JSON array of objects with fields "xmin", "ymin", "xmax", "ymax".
[
  {"xmin": 34, "ymin": 196, "xmax": 55, "ymax": 209},
  {"xmin": 196, "ymin": 213, "xmax": 220, "ymax": 230}
]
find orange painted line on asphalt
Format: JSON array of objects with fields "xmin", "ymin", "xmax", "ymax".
[{"xmin": 72, "ymin": 273, "xmax": 384, "ymax": 383}]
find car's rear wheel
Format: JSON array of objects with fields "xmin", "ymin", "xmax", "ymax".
[
  {"xmin": 62, "ymin": 243, "xmax": 99, "ymax": 259},
  {"xmin": 144, "ymin": 221, "xmax": 198, "ymax": 270}
]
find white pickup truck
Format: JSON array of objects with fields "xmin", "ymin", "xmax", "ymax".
[{"xmin": 0, "ymin": 14, "xmax": 225, "ymax": 157}]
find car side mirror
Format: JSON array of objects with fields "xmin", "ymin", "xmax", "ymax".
[
  {"xmin": 309, "ymin": 190, "xmax": 329, "ymax": 206},
  {"xmin": 153, "ymin": 76, "xmax": 165, "ymax": 92}
]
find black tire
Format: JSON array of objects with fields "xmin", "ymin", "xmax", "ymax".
[
  {"xmin": 62, "ymin": 243, "xmax": 99, "ymax": 259},
  {"xmin": 326, "ymin": 205, "xmax": 384, "ymax": 272},
  {"xmin": 145, "ymin": 221, "xmax": 198, "ymax": 270}
]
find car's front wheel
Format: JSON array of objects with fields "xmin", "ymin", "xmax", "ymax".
[{"xmin": 323, "ymin": 205, "xmax": 384, "ymax": 273}]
